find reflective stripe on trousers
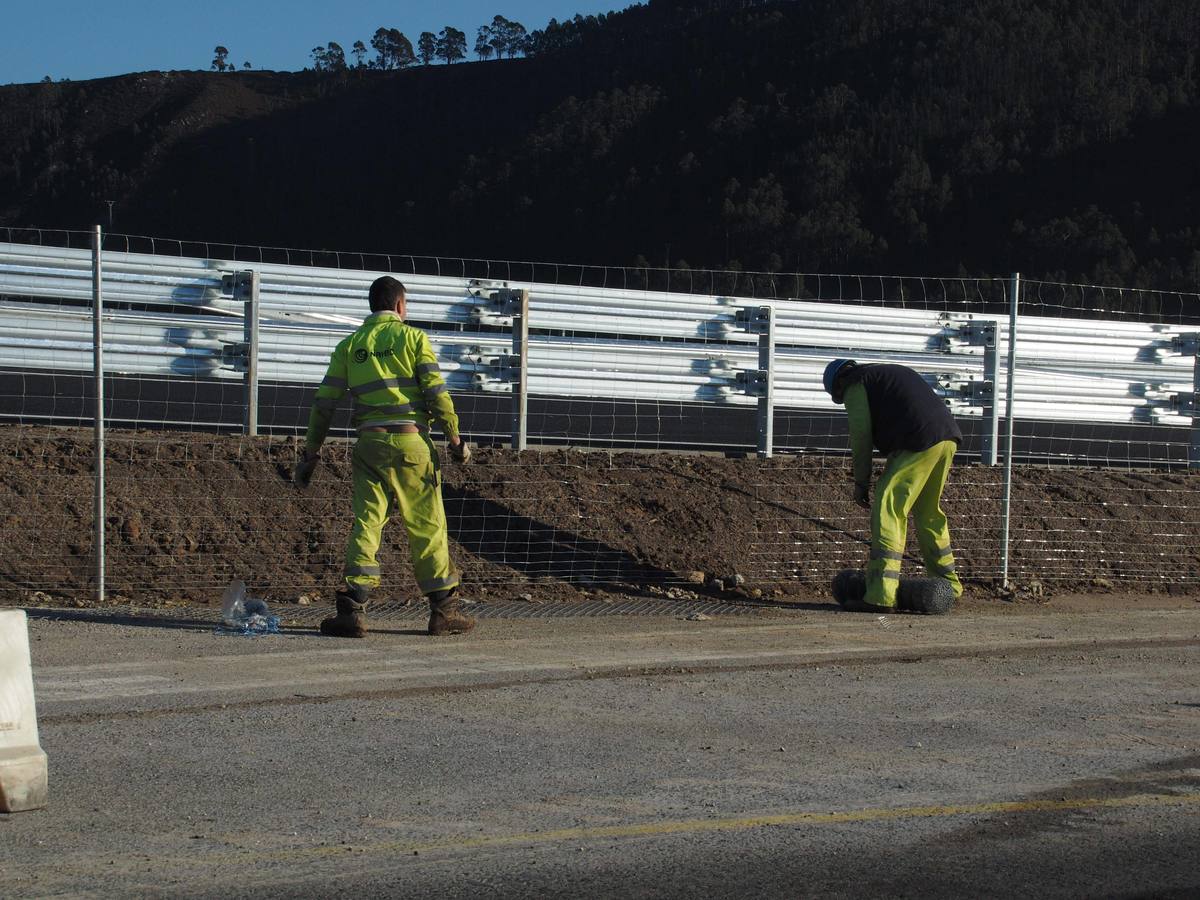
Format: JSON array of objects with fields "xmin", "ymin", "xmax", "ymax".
[
  {"xmin": 865, "ymin": 440, "xmax": 963, "ymax": 607},
  {"xmin": 343, "ymin": 431, "xmax": 461, "ymax": 597}
]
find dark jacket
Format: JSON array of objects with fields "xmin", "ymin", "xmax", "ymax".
[{"xmin": 844, "ymin": 363, "xmax": 963, "ymax": 456}]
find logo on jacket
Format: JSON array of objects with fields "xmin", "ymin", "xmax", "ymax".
[{"xmin": 354, "ymin": 348, "xmax": 395, "ymax": 363}]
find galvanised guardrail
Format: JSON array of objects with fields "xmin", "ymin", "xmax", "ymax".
[
  {"xmin": 2, "ymin": 239, "xmax": 1196, "ymax": 462},
  {"xmin": 2, "ymin": 229, "xmax": 1199, "ymax": 605}
]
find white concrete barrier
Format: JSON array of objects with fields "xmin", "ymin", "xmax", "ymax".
[{"xmin": 0, "ymin": 609, "xmax": 48, "ymax": 812}]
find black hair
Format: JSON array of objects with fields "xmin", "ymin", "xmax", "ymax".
[{"xmin": 368, "ymin": 276, "xmax": 406, "ymax": 312}]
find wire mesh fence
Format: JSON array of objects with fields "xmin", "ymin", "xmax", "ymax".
[
  {"xmin": 755, "ymin": 275, "xmax": 1200, "ymax": 593},
  {"xmin": 0, "ymin": 227, "xmax": 1197, "ymax": 610},
  {"xmin": 986, "ymin": 278, "xmax": 1198, "ymax": 590}
]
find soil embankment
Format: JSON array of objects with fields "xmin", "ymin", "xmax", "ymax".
[{"xmin": 1, "ymin": 426, "xmax": 1198, "ymax": 611}]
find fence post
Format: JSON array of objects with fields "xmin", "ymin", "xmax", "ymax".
[
  {"xmin": 999, "ymin": 273, "xmax": 1020, "ymax": 588},
  {"xmin": 91, "ymin": 225, "xmax": 105, "ymax": 605},
  {"xmin": 511, "ymin": 288, "xmax": 529, "ymax": 451},
  {"xmin": 754, "ymin": 306, "xmax": 775, "ymax": 459},
  {"xmin": 236, "ymin": 271, "xmax": 260, "ymax": 436}
]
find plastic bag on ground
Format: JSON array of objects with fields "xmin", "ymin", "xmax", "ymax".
[{"xmin": 215, "ymin": 580, "xmax": 281, "ymax": 636}]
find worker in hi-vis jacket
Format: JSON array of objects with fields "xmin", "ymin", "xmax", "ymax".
[
  {"xmin": 295, "ymin": 275, "xmax": 474, "ymax": 638},
  {"xmin": 823, "ymin": 359, "xmax": 964, "ymax": 612}
]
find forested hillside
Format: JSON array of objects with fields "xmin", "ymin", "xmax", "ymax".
[{"xmin": 2, "ymin": 0, "xmax": 1198, "ymax": 289}]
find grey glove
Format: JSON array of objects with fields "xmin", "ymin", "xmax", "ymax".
[
  {"xmin": 449, "ymin": 440, "xmax": 471, "ymax": 464},
  {"xmin": 294, "ymin": 451, "xmax": 320, "ymax": 489}
]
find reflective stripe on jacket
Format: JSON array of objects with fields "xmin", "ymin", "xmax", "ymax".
[{"xmin": 304, "ymin": 311, "xmax": 459, "ymax": 451}]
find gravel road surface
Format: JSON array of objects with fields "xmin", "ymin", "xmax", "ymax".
[{"xmin": 2, "ymin": 607, "xmax": 1198, "ymax": 898}]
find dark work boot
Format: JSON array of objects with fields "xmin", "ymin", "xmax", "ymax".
[
  {"xmin": 320, "ymin": 584, "xmax": 369, "ymax": 638},
  {"xmin": 427, "ymin": 588, "xmax": 475, "ymax": 636}
]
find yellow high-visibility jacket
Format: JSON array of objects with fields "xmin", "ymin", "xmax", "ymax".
[{"xmin": 304, "ymin": 311, "xmax": 459, "ymax": 452}]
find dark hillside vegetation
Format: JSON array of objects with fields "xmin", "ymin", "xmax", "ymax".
[{"xmin": 1, "ymin": 0, "xmax": 1198, "ymax": 290}]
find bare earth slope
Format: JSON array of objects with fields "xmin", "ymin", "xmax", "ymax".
[{"xmin": 1, "ymin": 426, "xmax": 1198, "ymax": 612}]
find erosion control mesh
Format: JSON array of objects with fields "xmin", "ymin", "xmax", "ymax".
[{"xmin": 2, "ymin": 428, "xmax": 1199, "ymax": 612}]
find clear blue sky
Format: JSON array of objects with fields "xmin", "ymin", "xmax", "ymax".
[{"xmin": 1, "ymin": 1, "xmax": 629, "ymax": 85}]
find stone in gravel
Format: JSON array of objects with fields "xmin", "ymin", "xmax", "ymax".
[{"xmin": 684, "ymin": 571, "xmax": 706, "ymax": 584}]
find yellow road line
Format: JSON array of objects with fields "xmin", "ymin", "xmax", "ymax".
[
  {"xmin": 418, "ymin": 792, "xmax": 1200, "ymax": 853},
  {"xmin": 225, "ymin": 791, "xmax": 1200, "ymax": 866}
]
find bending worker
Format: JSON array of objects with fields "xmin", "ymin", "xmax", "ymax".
[
  {"xmin": 295, "ymin": 275, "xmax": 474, "ymax": 638},
  {"xmin": 823, "ymin": 359, "xmax": 964, "ymax": 611}
]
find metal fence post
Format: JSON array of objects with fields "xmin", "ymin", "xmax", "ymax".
[
  {"xmin": 236, "ymin": 271, "xmax": 260, "ymax": 436},
  {"xmin": 91, "ymin": 225, "xmax": 106, "ymax": 605},
  {"xmin": 511, "ymin": 288, "xmax": 530, "ymax": 451},
  {"xmin": 755, "ymin": 306, "xmax": 775, "ymax": 459},
  {"xmin": 999, "ymin": 273, "xmax": 1020, "ymax": 588}
]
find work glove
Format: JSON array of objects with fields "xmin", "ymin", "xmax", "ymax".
[
  {"xmin": 449, "ymin": 440, "xmax": 471, "ymax": 464},
  {"xmin": 294, "ymin": 450, "xmax": 320, "ymax": 489},
  {"xmin": 853, "ymin": 482, "xmax": 870, "ymax": 510}
]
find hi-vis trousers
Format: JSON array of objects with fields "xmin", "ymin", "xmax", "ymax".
[
  {"xmin": 343, "ymin": 432, "xmax": 460, "ymax": 597},
  {"xmin": 865, "ymin": 439, "xmax": 963, "ymax": 607}
]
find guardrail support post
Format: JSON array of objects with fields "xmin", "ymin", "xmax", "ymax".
[
  {"xmin": 234, "ymin": 271, "xmax": 260, "ymax": 436},
  {"xmin": 91, "ymin": 225, "xmax": 105, "ymax": 606},
  {"xmin": 979, "ymin": 320, "xmax": 1000, "ymax": 465},
  {"xmin": 510, "ymin": 289, "xmax": 530, "ymax": 451},
  {"xmin": 1190, "ymin": 339, "xmax": 1200, "ymax": 470},
  {"xmin": 749, "ymin": 306, "xmax": 775, "ymax": 459},
  {"xmin": 1000, "ymin": 273, "xmax": 1020, "ymax": 589}
]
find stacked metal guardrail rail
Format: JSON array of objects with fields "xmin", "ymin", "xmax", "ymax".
[{"xmin": 0, "ymin": 240, "xmax": 1197, "ymax": 463}]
